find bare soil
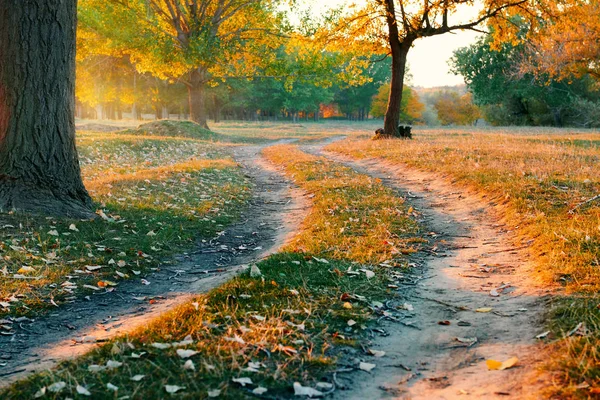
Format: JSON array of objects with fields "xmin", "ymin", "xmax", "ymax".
[
  {"xmin": 1, "ymin": 138, "xmax": 551, "ymax": 399},
  {"xmin": 0, "ymin": 144, "xmax": 310, "ymax": 387},
  {"xmin": 316, "ymin": 148, "xmax": 551, "ymax": 400}
]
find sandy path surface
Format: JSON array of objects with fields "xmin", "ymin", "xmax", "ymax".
[
  {"xmin": 0, "ymin": 143, "xmax": 309, "ymax": 387},
  {"xmin": 303, "ymin": 144, "xmax": 550, "ymax": 400}
]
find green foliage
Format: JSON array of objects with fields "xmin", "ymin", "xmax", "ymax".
[
  {"xmin": 334, "ymin": 58, "xmax": 391, "ymax": 119},
  {"xmin": 371, "ymin": 85, "xmax": 424, "ymax": 124},
  {"xmin": 451, "ymin": 34, "xmax": 600, "ymax": 127}
]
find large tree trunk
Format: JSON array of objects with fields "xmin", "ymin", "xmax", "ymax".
[
  {"xmin": 0, "ymin": 0, "xmax": 94, "ymax": 218},
  {"xmin": 188, "ymin": 68, "xmax": 209, "ymax": 129},
  {"xmin": 383, "ymin": 0, "xmax": 413, "ymax": 137}
]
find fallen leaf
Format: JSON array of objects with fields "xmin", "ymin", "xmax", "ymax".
[
  {"xmin": 69, "ymin": 224, "xmax": 79, "ymax": 232},
  {"xmin": 368, "ymin": 349, "xmax": 386, "ymax": 357},
  {"xmin": 88, "ymin": 364, "xmax": 106, "ymax": 372},
  {"xmin": 34, "ymin": 387, "xmax": 47, "ymax": 398},
  {"xmin": 76, "ymin": 385, "xmax": 91, "ymax": 396},
  {"xmin": 183, "ymin": 360, "xmax": 195, "ymax": 371},
  {"xmin": 176, "ymin": 349, "xmax": 198, "ymax": 359},
  {"xmin": 489, "ymin": 289, "xmax": 500, "ymax": 297},
  {"xmin": 107, "ymin": 383, "xmax": 119, "ymax": 391},
  {"xmin": 253, "ymin": 387, "xmax": 268, "ymax": 395},
  {"xmin": 47, "ymin": 382, "xmax": 66, "ymax": 393},
  {"xmin": 293, "ymin": 382, "xmax": 323, "ymax": 397},
  {"xmin": 347, "ymin": 319, "xmax": 356, "ymax": 327},
  {"xmin": 165, "ymin": 385, "xmax": 185, "ymax": 394},
  {"xmin": 342, "ymin": 302, "xmax": 352, "ymax": 309},
  {"xmin": 250, "ymin": 265, "xmax": 262, "ymax": 278},
  {"xmin": 106, "ymin": 360, "xmax": 123, "ymax": 369},
  {"xmin": 208, "ymin": 389, "xmax": 221, "ymax": 397},
  {"xmin": 476, "ymin": 307, "xmax": 493, "ymax": 313},
  {"xmin": 359, "ymin": 362, "xmax": 376, "ymax": 372},
  {"xmin": 151, "ymin": 343, "xmax": 171, "ymax": 349},
  {"xmin": 232, "ymin": 377, "xmax": 253, "ymax": 387},
  {"xmin": 535, "ymin": 331, "xmax": 550, "ymax": 339},
  {"xmin": 130, "ymin": 375, "xmax": 145, "ymax": 382},
  {"xmin": 486, "ymin": 356, "xmax": 519, "ymax": 370}
]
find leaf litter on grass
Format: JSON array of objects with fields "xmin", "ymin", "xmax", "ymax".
[{"xmin": 1, "ymin": 144, "xmax": 424, "ymax": 399}]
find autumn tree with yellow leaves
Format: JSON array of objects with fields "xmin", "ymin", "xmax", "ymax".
[
  {"xmin": 334, "ymin": 0, "xmax": 529, "ymax": 136},
  {"xmin": 79, "ymin": 0, "xmax": 289, "ymax": 129},
  {"xmin": 508, "ymin": 1, "xmax": 600, "ymax": 81}
]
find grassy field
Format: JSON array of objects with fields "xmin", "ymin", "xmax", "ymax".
[
  {"xmin": 3, "ymin": 120, "xmax": 600, "ymax": 398},
  {"xmin": 0, "ymin": 124, "xmax": 251, "ymax": 318},
  {"xmin": 326, "ymin": 126, "xmax": 600, "ymax": 398},
  {"xmin": 1, "ymin": 141, "xmax": 422, "ymax": 399}
]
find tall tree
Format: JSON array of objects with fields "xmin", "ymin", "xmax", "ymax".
[
  {"xmin": 80, "ymin": 0, "xmax": 286, "ymax": 129},
  {"xmin": 337, "ymin": 0, "xmax": 527, "ymax": 136},
  {"xmin": 0, "ymin": 0, "xmax": 93, "ymax": 217}
]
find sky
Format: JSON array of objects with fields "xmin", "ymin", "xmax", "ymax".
[
  {"xmin": 304, "ymin": 0, "xmax": 483, "ymax": 88},
  {"xmin": 407, "ymin": 30, "xmax": 481, "ymax": 88}
]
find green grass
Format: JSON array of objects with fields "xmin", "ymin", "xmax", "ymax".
[
  {"xmin": 1, "ymin": 144, "xmax": 422, "ymax": 399},
  {"xmin": 0, "ymin": 127, "xmax": 251, "ymax": 318}
]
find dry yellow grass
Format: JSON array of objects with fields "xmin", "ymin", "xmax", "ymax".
[
  {"xmin": 326, "ymin": 128, "xmax": 600, "ymax": 398},
  {"xmin": 327, "ymin": 131, "xmax": 600, "ymax": 291}
]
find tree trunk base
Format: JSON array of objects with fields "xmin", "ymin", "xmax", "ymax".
[
  {"xmin": 373, "ymin": 126, "xmax": 413, "ymax": 140},
  {"xmin": 0, "ymin": 180, "xmax": 96, "ymax": 219}
]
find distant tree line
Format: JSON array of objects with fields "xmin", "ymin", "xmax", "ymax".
[
  {"xmin": 76, "ymin": 54, "xmax": 436, "ymax": 124},
  {"xmin": 452, "ymin": 31, "xmax": 600, "ymax": 127}
]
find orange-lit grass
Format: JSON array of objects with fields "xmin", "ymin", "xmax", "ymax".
[
  {"xmin": 2, "ymin": 145, "xmax": 421, "ymax": 399},
  {"xmin": 326, "ymin": 130, "xmax": 600, "ymax": 398},
  {"xmin": 264, "ymin": 144, "xmax": 422, "ymax": 264}
]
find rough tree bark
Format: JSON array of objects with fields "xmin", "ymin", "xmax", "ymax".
[
  {"xmin": 0, "ymin": 0, "xmax": 94, "ymax": 218},
  {"xmin": 188, "ymin": 68, "xmax": 210, "ymax": 129},
  {"xmin": 383, "ymin": 0, "xmax": 414, "ymax": 137}
]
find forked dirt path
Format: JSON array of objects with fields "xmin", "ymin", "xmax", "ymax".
[
  {"xmin": 302, "ymin": 143, "xmax": 550, "ymax": 399},
  {"xmin": 0, "ymin": 143, "xmax": 310, "ymax": 387}
]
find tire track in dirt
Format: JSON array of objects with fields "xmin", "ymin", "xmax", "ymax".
[
  {"xmin": 0, "ymin": 143, "xmax": 310, "ymax": 387},
  {"xmin": 302, "ymin": 142, "xmax": 551, "ymax": 400}
]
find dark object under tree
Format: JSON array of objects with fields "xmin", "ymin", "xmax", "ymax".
[
  {"xmin": 0, "ymin": 0, "xmax": 94, "ymax": 218},
  {"xmin": 373, "ymin": 125, "xmax": 412, "ymax": 140}
]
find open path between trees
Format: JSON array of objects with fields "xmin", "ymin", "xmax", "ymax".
[
  {"xmin": 1, "ymin": 137, "xmax": 551, "ymax": 398},
  {"xmin": 304, "ymin": 142, "xmax": 549, "ymax": 399},
  {"xmin": 0, "ymin": 143, "xmax": 309, "ymax": 388}
]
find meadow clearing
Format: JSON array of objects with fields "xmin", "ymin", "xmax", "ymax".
[{"xmin": 0, "ymin": 120, "xmax": 598, "ymax": 399}]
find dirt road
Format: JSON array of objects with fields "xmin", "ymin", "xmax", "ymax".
[{"xmin": 0, "ymin": 144, "xmax": 309, "ymax": 386}]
